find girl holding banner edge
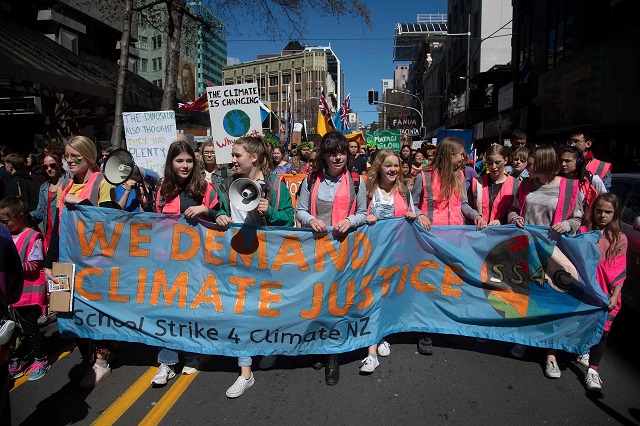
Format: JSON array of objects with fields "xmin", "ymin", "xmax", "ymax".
[
  {"xmin": 507, "ymin": 145, "xmax": 584, "ymax": 378},
  {"xmin": 363, "ymin": 149, "xmax": 420, "ymax": 373},
  {"xmin": 151, "ymin": 140, "xmax": 221, "ymax": 387},
  {"xmin": 215, "ymin": 135, "xmax": 294, "ymax": 398},
  {"xmin": 43, "ymin": 135, "xmax": 119, "ymax": 389},
  {"xmin": 296, "ymin": 131, "xmax": 368, "ymax": 385}
]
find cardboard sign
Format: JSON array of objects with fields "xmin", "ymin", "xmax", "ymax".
[
  {"xmin": 123, "ymin": 111, "xmax": 177, "ymax": 177},
  {"xmin": 49, "ymin": 262, "xmax": 75, "ymax": 312},
  {"xmin": 206, "ymin": 83, "xmax": 262, "ymax": 164}
]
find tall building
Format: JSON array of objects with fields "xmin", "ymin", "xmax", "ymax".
[
  {"xmin": 394, "ymin": 65, "xmax": 410, "ymax": 91},
  {"xmin": 188, "ymin": 2, "xmax": 226, "ymax": 93},
  {"xmin": 222, "ymin": 41, "xmax": 344, "ymax": 133}
]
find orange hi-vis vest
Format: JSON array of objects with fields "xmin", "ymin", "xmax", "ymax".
[
  {"xmin": 518, "ymin": 177, "xmax": 578, "ymax": 224},
  {"xmin": 13, "ymin": 229, "xmax": 46, "ymax": 313},
  {"xmin": 156, "ymin": 182, "xmax": 219, "ymax": 216},
  {"xmin": 586, "ymin": 158, "xmax": 611, "ymax": 180},
  {"xmin": 309, "ymin": 170, "xmax": 359, "ymax": 225},
  {"xmin": 58, "ymin": 171, "xmax": 103, "ymax": 225},
  {"xmin": 471, "ymin": 174, "xmax": 518, "ymax": 223},
  {"xmin": 418, "ymin": 170, "xmax": 465, "ymax": 225}
]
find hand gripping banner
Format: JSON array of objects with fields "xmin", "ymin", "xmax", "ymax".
[{"xmin": 58, "ymin": 206, "xmax": 608, "ymax": 356}]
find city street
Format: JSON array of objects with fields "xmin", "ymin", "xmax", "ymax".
[{"xmin": 10, "ymin": 308, "xmax": 640, "ymax": 425}]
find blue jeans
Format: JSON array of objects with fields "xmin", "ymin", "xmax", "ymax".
[
  {"xmin": 157, "ymin": 347, "xmax": 199, "ymax": 366},
  {"xmin": 238, "ymin": 356, "xmax": 252, "ymax": 367}
]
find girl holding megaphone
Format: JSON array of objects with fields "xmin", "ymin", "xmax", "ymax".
[{"xmin": 215, "ymin": 135, "xmax": 295, "ymax": 398}]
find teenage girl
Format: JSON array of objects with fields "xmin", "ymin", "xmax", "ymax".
[
  {"xmin": 411, "ymin": 136, "xmax": 487, "ymax": 354},
  {"xmin": 507, "ymin": 145, "xmax": 584, "ymax": 377},
  {"xmin": 43, "ymin": 135, "xmax": 119, "ymax": 389},
  {"xmin": 510, "ymin": 147, "xmax": 530, "ymax": 181},
  {"xmin": 30, "ymin": 152, "xmax": 66, "ymax": 254},
  {"xmin": 362, "ymin": 149, "xmax": 418, "ymax": 373},
  {"xmin": 296, "ymin": 131, "xmax": 367, "ymax": 386},
  {"xmin": 272, "ymin": 146, "xmax": 294, "ymax": 175},
  {"xmin": 0, "ymin": 198, "xmax": 48, "ymax": 381},
  {"xmin": 151, "ymin": 140, "xmax": 220, "ymax": 387},
  {"xmin": 216, "ymin": 135, "xmax": 295, "ymax": 398},
  {"xmin": 577, "ymin": 193, "xmax": 627, "ymax": 392},
  {"xmin": 470, "ymin": 145, "xmax": 519, "ymax": 226}
]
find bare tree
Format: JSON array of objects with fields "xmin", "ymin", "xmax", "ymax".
[{"xmin": 112, "ymin": 0, "xmax": 135, "ymax": 148}]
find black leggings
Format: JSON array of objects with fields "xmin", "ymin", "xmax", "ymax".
[
  {"xmin": 589, "ymin": 330, "xmax": 608, "ymax": 368},
  {"xmin": 13, "ymin": 305, "xmax": 46, "ymax": 361}
]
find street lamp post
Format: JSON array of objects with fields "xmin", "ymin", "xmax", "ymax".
[{"xmin": 392, "ymin": 89, "xmax": 424, "ymax": 127}]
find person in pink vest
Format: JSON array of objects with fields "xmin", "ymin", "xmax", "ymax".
[
  {"xmin": 0, "ymin": 197, "xmax": 48, "ymax": 381},
  {"xmin": 568, "ymin": 130, "xmax": 612, "ymax": 190},
  {"xmin": 43, "ymin": 135, "xmax": 118, "ymax": 389},
  {"xmin": 507, "ymin": 145, "xmax": 584, "ymax": 378},
  {"xmin": 296, "ymin": 131, "xmax": 367, "ymax": 386},
  {"xmin": 576, "ymin": 193, "xmax": 627, "ymax": 392},
  {"xmin": 470, "ymin": 144, "xmax": 520, "ymax": 226},
  {"xmin": 152, "ymin": 140, "xmax": 220, "ymax": 388}
]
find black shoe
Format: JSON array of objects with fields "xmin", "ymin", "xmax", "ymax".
[
  {"xmin": 312, "ymin": 356, "xmax": 324, "ymax": 370},
  {"xmin": 325, "ymin": 354, "xmax": 340, "ymax": 386},
  {"xmin": 418, "ymin": 337, "xmax": 434, "ymax": 355}
]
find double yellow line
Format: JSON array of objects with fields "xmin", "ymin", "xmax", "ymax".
[{"xmin": 91, "ymin": 355, "xmax": 210, "ymax": 426}]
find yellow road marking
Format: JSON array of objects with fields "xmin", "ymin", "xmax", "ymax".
[
  {"xmin": 139, "ymin": 355, "xmax": 210, "ymax": 426},
  {"xmin": 10, "ymin": 342, "xmax": 77, "ymax": 392},
  {"xmin": 91, "ymin": 366, "xmax": 158, "ymax": 426}
]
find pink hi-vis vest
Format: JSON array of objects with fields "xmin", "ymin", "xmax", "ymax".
[
  {"xmin": 156, "ymin": 182, "xmax": 219, "ymax": 216},
  {"xmin": 418, "ymin": 170, "xmax": 465, "ymax": 225},
  {"xmin": 579, "ymin": 176, "xmax": 599, "ymax": 209},
  {"xmin": 518, "ymin": 177, "xmax": 578, "ymax": 224},
  {"xmin": 309, "ymin": 170, "xmax": 358, "ymax": 225},
  {"xmin": 586, "ymin": 158, "xmax": 612, "ymax": 180},
  {"xmin": 367, "ymin": 189, "xmax": 410, "ymax": 217},
  {"xmin": 13, "ymin": 229, "xmax": 46, "ymax": 313},
  {"xmin": 471, "ymin": 174, "xmax": 518, "ymax": 223},
  {"xmin": 58, "ymin": 171, "xmax": 103, "ymax": 225}
]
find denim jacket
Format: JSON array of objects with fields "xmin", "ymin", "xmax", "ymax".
[{"xmin": 30, "ymin": 178, "xmax": 68, "ymax": 236}]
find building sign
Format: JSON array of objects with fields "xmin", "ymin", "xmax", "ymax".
[
  {"xmin": 389, "ymin": 116, "xmax": 420, "ymax": 137},
  {"xmin": 365, "ymin": 130, "xmax": 401, "ymax": 152}
]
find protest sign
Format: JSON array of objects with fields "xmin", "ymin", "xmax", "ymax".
[
  {"xmin": 123, "ymin": 111, "xmax": 176, "ymax": 176},
  {"xmin": 207, "ymin": 83, "xmax": 262, "ymax": 164},
  {"xmin": 366, "ymin": 130, "xmax": 401, "ymax": 152},
  {"xmin": 279, "ymin": 173, "xmax": 307, "ymax": 208}
]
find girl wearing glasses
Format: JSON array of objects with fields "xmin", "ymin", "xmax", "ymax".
[
  {"xmin": 470, "ymin": 145, "xmax": 519, "ymax": 226},
  {"xmin": 43, "ymin": 135, "xmax": 118, "ymax": 390},
  {"xmin": 200, "ymin": 141, "xmax": 229, "ymax": 186}
]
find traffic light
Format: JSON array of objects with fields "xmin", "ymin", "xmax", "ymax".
[
  {"xmin": 368, "ymin": 89, "xmax": 378, "ymax": 105},
  {"xmin": 420, "ymin": 127, "xmax": 426, "ymax": 139}
]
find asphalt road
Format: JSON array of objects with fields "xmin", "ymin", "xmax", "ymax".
[{"xmin": 10, "ymin": 307, "xmax": 640, "ymax": 426}]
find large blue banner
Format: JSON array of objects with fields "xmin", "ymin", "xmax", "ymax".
[{"xmin": 58, "ymin": 206, "xmax": 607, "ymax": 356}]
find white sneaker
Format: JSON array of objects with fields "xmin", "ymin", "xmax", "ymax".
[
  {"xmin": 377, "ymin": 341, "xmax": 391, "ymax": 357},
  {"xmin": 511, "ymin": 344, "xmax": 527, "ymax": 359},
  {"xmin": 226, "ymin": 374, "xmax": 255, "ymax": 398},
  {"xmin": 585, "ymin": 368, "xmax": 602, "ymax": 391},
  {"xmin": 576, "ymin": 353, "xmax": 590, "ymax": 368},
  {"xmin": 359, "ymin": 354, "xmax": 379, "ymax": 373},
  {"xmin": 545, "ymin": 358, "xmax": 561, "ymax": 379},
  {"xmin": 258, "ymin": 355, "xmax": 277, "ymax": 370},
  {"xmin": 151, "ymin": 364, "xmax": 176, "ymax": 386},
  {"xmin": 182, "ymin": 355, "xmax": 200, "ymax": 375}
]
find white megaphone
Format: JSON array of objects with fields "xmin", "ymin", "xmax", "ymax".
[
  {"xmin": 103, "ymin": 149, "xmax": 157, "ymax": 189},
  {"xmin": 229, "ymin": 178, "xmax": 263, "ymax": 211}
]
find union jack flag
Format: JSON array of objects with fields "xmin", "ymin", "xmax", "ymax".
[
  {"xmin": 319, "ymin": 89, "xmax": 332, "ymax": 119},
  {"xmin": 339, "ymin": 93, "xmax": 351, "ymax": 130}
]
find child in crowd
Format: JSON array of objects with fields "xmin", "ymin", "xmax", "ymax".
[
  {"xmin": 216, "ymin": 135, "xmax": 295, "ymax": 398},
  {"xmin": 296, "ymin": 131, "xmax": 367, "ymax": 385},
  {"xmin": 152, "ymin": 140, "xmax": 221, "ymax": 387},
  {"xmin": 577, "ymin": 193, "xmax": 627, "ymax": 392},
  {"xmin": 363, "ymin": 149, "xmax": 418, "ymax": 373},
  {"xmin": 507, "ymin": 145, "xmax": 584, "ymax": 376},
  {"xmin": 509, "ymin": 147, "xmax": 530, "ymax": 181},
  {"xmin": 0, "ymin": 198, "xmax": 48, "ymax": 381}
]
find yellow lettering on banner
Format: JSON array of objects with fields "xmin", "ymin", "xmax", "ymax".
[
  {"xmin": 129, "ymin": 223, "xmax": 152, "ymax": 257},
  {"xmin": 108, "ymin": 267, "xmax": 128, "ymax": 303},
  {"xmin": 357, "ymin": 275, "xmax": 374, "ymax": 310},
  {"xmin": 75, "ymin": 267, "xmax": 103, "ymax": 301},
  {"xmin": 170, "ymin": 224, "xmax": 200, "ymax": 261},
  {"xmin": 396, "ymin": 263, "xmax": 410, "ymax": 293},
  {"xmin": 328, "ymin": 279, "xmax": 355, "ymax": 316},
  {"xmin": 299, "ymin": 283, "xmax": 323, "ymax": 319},
  {"xmin": 258, "ymin": 281, "xmax": 282, "ymax": 317},
  {"xmin": 410, "ymin": 260, "xmax": 439, "ymax": 292},
  {"xmin": 204, "ymin": 228, "xmax": 225, "ymax": 265},
  {"xmin": 377, "ymin": 266, "xmax": 400, "ymax": 297},
  {"xmin": 78, "ymin": 220, "xmax": 124, "ymax": 257},
  {"xmin": 351, "ymin": 232, "xmax": 371, "ymax": 269},
  {"xmin": 150, "ymin": 270, "xmax": 188, "ymax": 308},
  {"xmin": 190, "ymin": 274, "xmax": 223, "ymax": 311},
  {"xmin": 314, "ymin": 235, "xmax": 347, "ymax": 272},
  {"xmin": 441, "ymin": 264, "xmax": 464, "ymax": 297},
  {"xmin": 229, "ymin": 276, "xmax": 255, "ymax": 314},
  {"xmin": 271, "ymin": 235, "xmax": 310, "ymax": 271},
  {"xmin": 136, "ymin": 268, "xmax": 147, "ymax": 303},
  {"xmin": 229, "ymin": 231, "xmax": 267, "ymax": 269}
]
